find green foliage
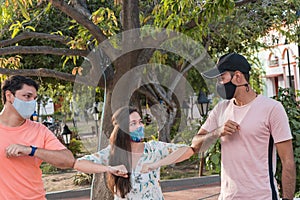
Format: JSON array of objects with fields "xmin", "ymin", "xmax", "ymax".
[
  {"xmin": 205, "ymin": 140, "xmax": 221, "ymax": 174},
  {"xmin": 273, "ymin": 88, "xmax": 300, "ymax": 196},
  {"xmin": 0, "ymin": 3, "xmax": 14, "ymax": 33},
  {"xmin": 144, "ymin": 121, "xmax": 159, "ymax": 141},
  {"xmin": 172, "ymin": 121, "xmax": 199, "ymax": 144},
  {"xmin": 249, "ymin": 64, "xmax": 265, "ymax": 94},
  {"xmin": 73, "ymin": 172, "xmax": 92, "ymax": 186},
  {"xmin": 68, "ymin": 138, "xmax": 83, "ymax": 158},
  {"xmin": 40, "ymin": 162, "xmax": 59, "ymax": 174},
  {"xmin": 160, "ymin": 160, "xmax": 198, "ymax": 180}
]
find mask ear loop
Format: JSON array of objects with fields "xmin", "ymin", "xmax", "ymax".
[
  {"xmin": 245, "ymin": 84, "xmax": 250, "ymax": 92},
  {"xmin": 231, "ymin": 71, "xmax": 250, "ymax": 92}
]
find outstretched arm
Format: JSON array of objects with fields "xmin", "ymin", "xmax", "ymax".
[
  {"xmin": 74, "ymin": 159, "xmax": 128, "ymax": 178},
  {"xmin": 141, "ymin": 146, "xmax": 194, "ymax": 173}
]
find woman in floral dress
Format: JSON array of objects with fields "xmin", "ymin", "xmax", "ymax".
[{"xmin": 74, "ymin": 106, "xmax": 193, "ymax": 199}]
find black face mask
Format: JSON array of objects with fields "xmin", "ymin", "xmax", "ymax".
[
  {"xmin": 216, "ymin": 81, "xmax": 237, "ymax": 100},
  {"xmin": 216, "ymin": 80, "xmax": 249, "ymax": 100}
]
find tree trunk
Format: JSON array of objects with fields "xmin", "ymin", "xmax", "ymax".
[
  {"xmin": 150, "ymin": 104, "xmax": 173, "ymax": 142},
  {"xmin": 91, "ymin": 90, "xmax": 114, "ymax": 200},
  {"xmin": 91, "ymin": 173, "xmax": 113, "ymax": 200}
]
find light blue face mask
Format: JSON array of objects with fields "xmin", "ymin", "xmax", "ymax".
[
  {"xmin": 13, "ymin": 97, "xmax": 36, "ymax": 119},
  {"xmin": 129, "ymin": 126, "xmax": 145, "ymax": 142}
]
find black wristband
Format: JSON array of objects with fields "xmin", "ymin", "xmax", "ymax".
[
  {"xmin": 282, "ymin": 198, "xmax": 292, "ymax": 200},
  {"xmin": 29, "ymin": 145, "xmax": 37, "ymax": 156}
]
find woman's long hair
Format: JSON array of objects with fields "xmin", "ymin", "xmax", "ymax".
[{"xmin": 107, "ymin": 107, "xmax": 138, "ymax": 198}]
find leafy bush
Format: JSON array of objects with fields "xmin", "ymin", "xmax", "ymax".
[
  {"xmin": 73, "ymin": 172, "xmax": 92, "ymax": 186},
  {"xmin": 273, "ymin": 88, "xmax": 300, "ymax": 196},
  {"xmin": 205, "ymin": 140, "xmax": 221, "ymax": 174},
  {"xmin": 68, "ymin": 138, "xmax": 83, "ymax": 157},
  {"xmin": 40, "ymin": 162, "xmax": 59, "ymax": 174}
]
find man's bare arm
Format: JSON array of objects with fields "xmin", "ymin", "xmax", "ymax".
[{"xmin": 276, "ymin": 140, "xmax": 296, "ymax": 199}]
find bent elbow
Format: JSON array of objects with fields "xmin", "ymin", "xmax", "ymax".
[{"xmin": 57, "ymin": 150, "xmax": 75, "ymax": 169}]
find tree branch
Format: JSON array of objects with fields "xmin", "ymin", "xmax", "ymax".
[
  {"xmin": 0, "ymin": 68, "xmax": 107, "ymax": 87},
  {"xmin": 0, "ymin": 46, "xmax": 89, "ymax": 56},
  {"xmin": 138, "ymin": 87, "xmax": 160, "ymax": 105},
  {"xmin": 122, "ymin": 0, "xmax": 140, "ymax": 30},
  {"xmin": 0, "ymin": 32, "xmax": 71, "ymax": 48},
  {"xmin": 48, "ymin": 0, "xmax": 118, "ymax": 60}
]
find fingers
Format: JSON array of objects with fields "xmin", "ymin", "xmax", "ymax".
[
  {"xmin": 108, "ymin": 165, "xmax": 128, "ymax": 178},
  {"xmin": 6, "ymin": 144, "xmax": 24, "ymax": 158},
  {"xmin": 221, "ymin": 120, "xmax": 240, "ymax": 136}
]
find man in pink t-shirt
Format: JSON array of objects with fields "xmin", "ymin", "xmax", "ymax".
[
  {"xmin": 191, "ymin": 53, "xmax": 296, "ymax": 200},
  {"xmin": 0, "ymin": 75, "xmax": 75, "ymax": 200}
]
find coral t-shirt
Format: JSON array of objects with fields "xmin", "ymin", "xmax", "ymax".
[
  {"xmin": 202, "ymin": 95, "xmax": 292, "ymax": 200},
  {"xmin": 0, "ymin": 120, "xmax": 66, "ymax": 200}
]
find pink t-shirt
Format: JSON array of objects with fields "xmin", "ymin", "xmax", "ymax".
[
  {"xmin": 202, "ymin": 95, "xmax": 292, "ymax": 200},
  {"xmin": 0, "ymin": 120, "xmax": 66, "ymax": 200}
]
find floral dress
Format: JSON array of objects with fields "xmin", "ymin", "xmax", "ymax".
[{"xmin": 78, "ymin": 140, "xmax": 187, "ymax": 200}]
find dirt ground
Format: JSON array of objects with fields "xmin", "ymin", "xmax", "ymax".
[{"xmin": 43, "ymin": 170, "xmax": 90, "ymax": 192}]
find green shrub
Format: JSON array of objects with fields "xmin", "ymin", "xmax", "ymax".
[
  {"xmin": 68, "ymin": 138, "xmax": 83, "ymax": 157},
  {"xmin": 73, "ymin": 172, "xmax": 92, "ymax": 186},
  {"xmin": 40, "ymin": 162, "xmax": 59, "ymax": 174},
  {"xmin": 273, "ymin": 88, "xmax": 300, "ymax": 196},
  {"xmin": 205, "ymin": 140, "xmax": 221, "ymax": 174}
]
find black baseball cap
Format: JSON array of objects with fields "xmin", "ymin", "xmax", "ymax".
[{"xmin": 202, "ymin": 52, "xmax": 251, "ymax": 79}]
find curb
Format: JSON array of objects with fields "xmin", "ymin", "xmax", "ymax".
[
  {"xmin": 46, "ymin": 175, "xmax": 220, "ymax": 199},
  {"xmin": 161, "ymin": 175, "xmax": 220, "ymax": 192}
]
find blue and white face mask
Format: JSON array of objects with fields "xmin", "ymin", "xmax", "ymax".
[
  {"xmin": 13, "ymin": 97, "xmax": 36, "ymax": 119},
  {"xmin": 129, "ymin": 126, "xmax": 145, "ymax": 142}
]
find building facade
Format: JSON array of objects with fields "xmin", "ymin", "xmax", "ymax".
[{"xmin": 257, "ymin": 31, "xmax": 300, "ymax": 97}]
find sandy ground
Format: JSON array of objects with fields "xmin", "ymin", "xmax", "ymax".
[{"xmin": 43, "ymin": 171, "xmax": 90, "ymax": 192}]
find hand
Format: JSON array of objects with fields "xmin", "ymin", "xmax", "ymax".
[
  {"xmin": 220, "ymin": 120, "xmax": 240, "ymax": 137},
  {"xmin": 107, "ymin": 165, "xmax": 128, "ymax": 178},
  {"xmin": 6, "ymin": 144, "xmax": 31, "ymax": 158},
  {"xmin": 141, "ymin": 162, "xmax": 159, "ymax": 173}
]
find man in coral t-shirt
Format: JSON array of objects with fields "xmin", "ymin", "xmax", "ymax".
[
  {"xmin": 191, "ymin": 53, "xmax": 296, "ymax": 200},
  {"xmin": 0, "ymin": 75, "xmax": 75, "ymax": 200}
]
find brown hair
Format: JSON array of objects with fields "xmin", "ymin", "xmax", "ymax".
[
  {"xmin": 107, "ymin": 106, "xmax": 139, "ymax": 198},
  {"xmin": 1, "ymin": 75, "xmax": 39, "ymax": 104}
]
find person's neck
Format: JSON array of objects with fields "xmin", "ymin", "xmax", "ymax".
[
  {"xmin": 131, "ymin": 142, "xmax": 144, "ymax": 153},
  {"xmin": 0, "ymin": 107, "xmax": 26, "ymax": 127},
  {"xmin": 234, "ymin": 88, "xmax": 257, "ymax": 106}
]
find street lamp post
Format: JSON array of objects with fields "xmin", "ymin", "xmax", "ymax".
[
  {"xmin": 197, "ymin": 91, "xmax": 210, "ymax": 118},
  {"xmin": 285, "ymin": 39, "xmax": 293, "ymax": 89},
  {"xmin": 196, "ymin": 90, "xmax": 210, "ymax": 176},
  {"xmin": 61, "ymin": 124, "xmax": 72, "ymax": 147},
  {"xmin": 92, "ymin": 105, "xmax": 100, "ymax": 136}
]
